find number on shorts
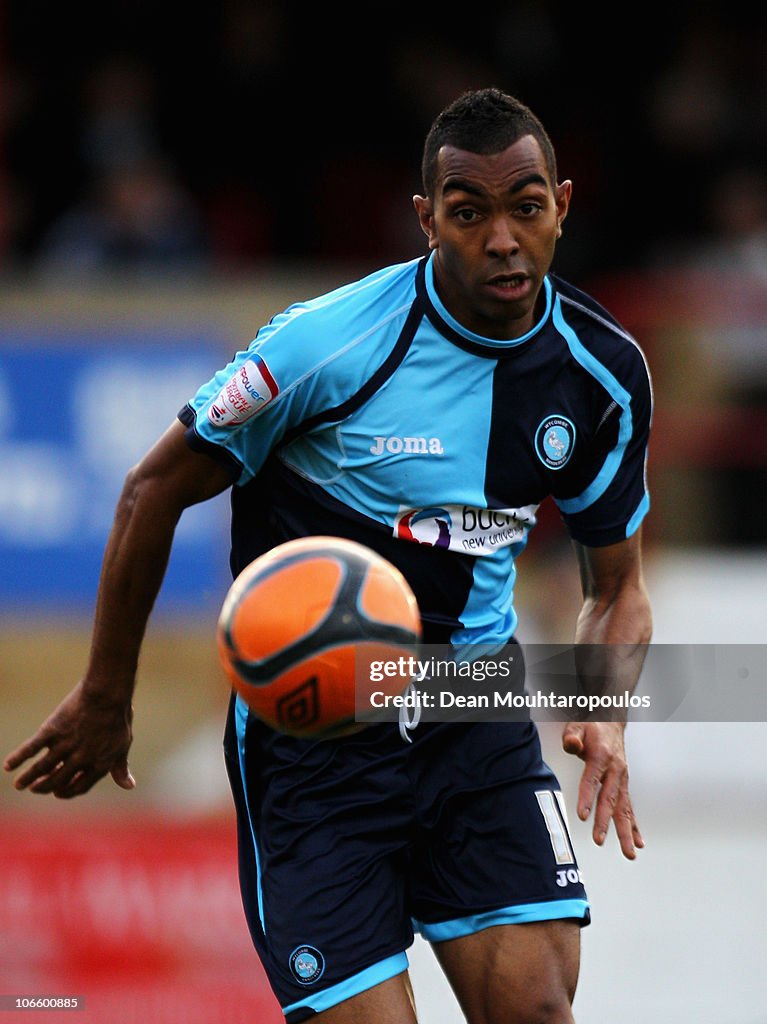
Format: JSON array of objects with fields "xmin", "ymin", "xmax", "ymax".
[{"xmin": 535, "ymin": 789, "xmax": 575, "ymax": 865}]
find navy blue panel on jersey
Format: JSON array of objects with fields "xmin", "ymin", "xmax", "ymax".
[{"xmin": 181, "ymin": 253, "xmax": 651, "ymax": 648}]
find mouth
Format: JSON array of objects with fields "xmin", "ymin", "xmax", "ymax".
[{"xmin": 484, "ymin": 272, "xmax": 533, "ymax": 300}]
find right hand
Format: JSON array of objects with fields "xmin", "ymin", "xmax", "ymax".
[{"xmin": 3, "ymin": 680, "xmax": 135, "ymax": 799}]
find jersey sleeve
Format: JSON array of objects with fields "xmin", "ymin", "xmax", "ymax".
[
  {"xmin": 555, "ymin": 343, "xmax": 652, "ymax": 547},
  {"xmin": 178, "ymin": 304, "xmax": 367, "ymax": 485}
]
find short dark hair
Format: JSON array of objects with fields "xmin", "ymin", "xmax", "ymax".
[{"xmin": 421, "ymin": 87, "xmax": 558, "ymax": 196}]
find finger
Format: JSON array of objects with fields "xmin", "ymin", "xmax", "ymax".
[
  {"xmin": 61, "ymin": 761, "xmax": 134, "ymax": 799},
  {"xmin": 28, "ymin": 759, "xmax": 84, "ymax": 795},
  {"xmin": 612, "ymin": 795, "xmax": 637, "ymax": 859},
  {"xmin": 592, "ymin": 765, "xmax": 626, "ymax": 844},
  {"xmin": 4, "ymin": 733, "xmax": 51, "ymax": 773},
  {"xmin": 613, "ymin": 791, "xmax": 643, "ymax": 859},
  {"xmin": 576, "ymin": 752, "xmax": 609, "ymax": 822},
  {"xmin": 110, "ymin": 762, "xmax": 136, "ymax": 790},
  {"xmin": 11, "ymin": 748, "xmax": 68, "ymax": 790},
  {"xmin": 562, "ymin": 722, "xmax": 585, "ymax": 757},
  {"xmin": 633, "ymin": 819, "xmax": 645, "ymax": 849},
  {"xmin": 627, "ymin": 796, "xmax": 644, "ymax": 849},
  {"xmin": 55, "ymin": 770, "xmax": 101, "ymax": 800}
]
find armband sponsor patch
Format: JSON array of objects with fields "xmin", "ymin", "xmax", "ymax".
[{"xmin": 207, "ymin": 355, "xmax": 279, "ymax": 427}]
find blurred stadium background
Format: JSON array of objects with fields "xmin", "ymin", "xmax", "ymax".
[{"xmin": 1, "ymin": 4, "xmax": 766, "ymax": 1022}]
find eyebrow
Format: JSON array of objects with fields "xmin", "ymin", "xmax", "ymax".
[{"xmin": 442, "ymin": 172, "xmax": 549, "ymax": 198}]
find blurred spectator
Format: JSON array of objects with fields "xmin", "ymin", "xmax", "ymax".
[
  {"xmin": 646, "ymin": 162, "xmax": 767, "ymax": 547},
  {"xmin": 35, "ymin": 158, "xmax": 208, "ymax": 279},
  {"xmin": 694, "ymin": 166, "xmax": 767, "ymax": 281},
  {"xmin": 644, "ymin": 14, "xmax": 767, "ymax": 264},
  {"xmin": 201, "ymin": 2, "xmax": 288, "ymax": 265},
  {"xmin": 647, "ymin": 16, "xmax": 736, "ymax": 160},
  {"xmin": 78, "ymin": 55, "xmax": 161, "ymax": 176},
  {"xmin": 1, "ymin": 3, "xmax": 766, "ymax": 281},
  {"xmin": 28, "ymin": 50, "xmax": 212, "ymax": 278},
  {"xmin": 652, "ymin": 163, "xmax": 767, "ymax": 389}
]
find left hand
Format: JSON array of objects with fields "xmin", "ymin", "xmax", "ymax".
[{"xmin": 561, "ymin": 720, "xmax": 644, "ymax": 860}]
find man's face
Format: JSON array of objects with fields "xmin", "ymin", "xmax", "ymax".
[{"xmin": 413, "ymin": 136, "xmax": 571, "ymax": 340}]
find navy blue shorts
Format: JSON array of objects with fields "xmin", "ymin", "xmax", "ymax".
[{"xmin": 224, "ymin": 695, "xmax": 589, "ymax": 1022}]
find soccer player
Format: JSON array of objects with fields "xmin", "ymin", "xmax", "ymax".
[{"xmin": 4, "ymin": 88, "xmax": 652, "ymax": 1023}]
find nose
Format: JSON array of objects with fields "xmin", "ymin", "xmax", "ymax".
[{"xmin": 486, "ymin": 215, "xmax": 519, "ymax": 258}]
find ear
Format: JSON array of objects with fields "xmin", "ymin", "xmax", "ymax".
[
  {"xmin": 413, "ymin": 194, "xmax": 438, "ymax": 249},
  {"xmin": 554, "ymin": 180, "xmax": 572, "ymax": 238}
]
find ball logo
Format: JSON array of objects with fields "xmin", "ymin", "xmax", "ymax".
[
  {"xmin": 277, "ymin": 677, "xmax": 320, "ymax": 731},
  {"xmin": 535, "ymin": 416, "xmax": 575, "ymax": 470},
  {"xmin": 396, "ymin": 507, "xmax": 452, "ymax": 548},
  {"xmin": 207, "ymin": 355, "xmax": 279, "ymax": 427},
  {"xmin": 289, "ymin": 945, "xmax": 326, "ymax": 985}
]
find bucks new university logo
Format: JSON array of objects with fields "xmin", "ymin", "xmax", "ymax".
[{"xmin": 535, "ymin": 415, "xmax": 576, "ymax": 470}]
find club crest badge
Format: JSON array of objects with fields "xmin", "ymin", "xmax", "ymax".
[
  {"xmin": 289, "ymin": 944, "xmax": 326, "ymax": 985},
  {"xmin": 535, "ymin": 415, "xmax": 575, "ymax": 470}
]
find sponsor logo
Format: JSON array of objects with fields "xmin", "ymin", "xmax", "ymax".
[
  {"xmin": 370, "ymin": 435, "xmax": 445, "ymax": 456},
  {"xmin": 394, "ymin": 503, "xmax": 537, "ymax": 555},
  {"xmin": 535, "ymin": 415, "xmax": 575, "ymax": 469},
  {"xmin": 207, "ymin": 355, "xmax": 279, "ymax": 427},
  {"xmin": 289, "ymin": 945, "xmax": 326, "ymax": 985},
  {"xmin": 396, "ymin": 507, "xmax": 453, "ymax": 548}
]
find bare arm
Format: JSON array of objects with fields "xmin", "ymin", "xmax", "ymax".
[
  {"xmin": 3, "ymin": 419, "xmax": 234, "ymax": 798},
  {"xmin": 561, "ymin": 531, "xmax": 652, "ymax": 859}
]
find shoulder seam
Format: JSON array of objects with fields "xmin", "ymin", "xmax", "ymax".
[
  {"xmin": 266, "ymin": 299, "xmax": 415, "ymax": 409},
  {"xmin": 558, "ymin": 292, "xmax": 654, "ymax": 402},
  {"xmin": 558, "ymin": 292, "xmax": 637, "ymax": 347},
  {"xmin": 280, "ymin": 292, "xmax": 425, "ymax": 442}
]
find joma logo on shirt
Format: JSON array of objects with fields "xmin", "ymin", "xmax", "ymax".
[{"xmin": 370, "ymin": 435, "xmax": 444, "ymax": 456}]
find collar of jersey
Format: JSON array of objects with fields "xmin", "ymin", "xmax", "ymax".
[{"xmin": 421, "ymin": 252, "xmax": 552, "ymax": 353}]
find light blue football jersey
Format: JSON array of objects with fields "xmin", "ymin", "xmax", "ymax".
[{"xmin": 180, "ymin": 254, "xmax": 651, "ymax": 647}]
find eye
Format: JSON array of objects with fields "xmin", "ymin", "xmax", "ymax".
[
  {"xmin": 454, "ymin": 207, "xmax": 480, "ymax": 223},
  {"xmin": 517, "ymin": 201, "xmax": 543, "ymax": 217}
]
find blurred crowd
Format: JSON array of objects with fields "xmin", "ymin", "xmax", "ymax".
[
  {"xmin": 2, "ymin": 3, "xmax": 766, "ymax": 285},
  {"xmin": 2, "ymin": 3, "xmax": 766, "ymax": 548}
]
